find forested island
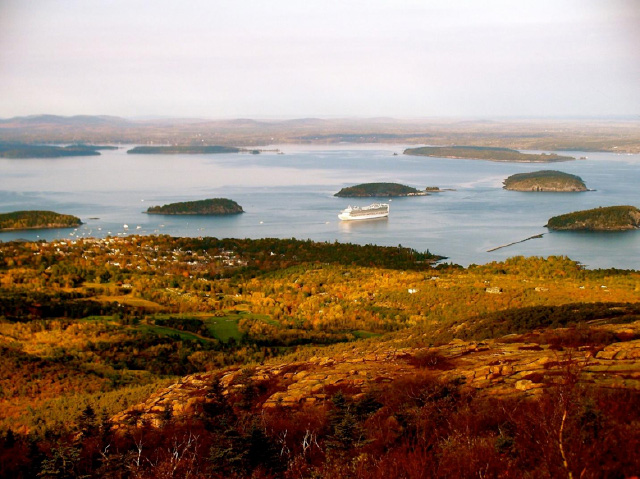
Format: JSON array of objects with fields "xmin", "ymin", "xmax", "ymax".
[
  {"xmin": 503, "ymin": 170, "xmax": 588, "ymax": 192},
  {"xmin": 546, "ymin": 205, "xmax": 640, "ymax": 231},
  {"xmin": 0, "ymin": 142, "xmax": 115, "ymax": 159},
  {"xmin": 404, "ymin": 146, "xmax": 575, "ymax": 163},
  {"xmin": 335, "ymin": 182, "xmax": 426, "ymax": 197},
  {"xmin": 0, "ymin": 210, "xmax": 82, "ymax": 231},
  {"xmin": 146, "ymin": 198, "xmax": 244, "ymax": 215},
  {"xmin": 127, "ymin": 145, "xmax": 242, "ymax": 155}
]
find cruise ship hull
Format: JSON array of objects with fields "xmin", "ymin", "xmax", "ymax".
[{"xmin": 338, "ymin": 203, "xmax": 389, "ymax": 221}]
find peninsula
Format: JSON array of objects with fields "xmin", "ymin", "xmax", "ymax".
[
  {"xmin": 503, "ymin": 170, "xmax": 588, "ymax": 192},
  {"xmin": 0, "ymin": 210, "xmax": 82, "ymax": 231},
  {"xmin": 0, "ymin": 143, "xmax": 115, "ymax": 159},
  {"xmin": 127, "ymin": 145, "xmax": 241, "ymax": 155},
  {"xmin": 404, "ymin": 146, "xmax": 575, "ymax": 163},
  {"xmin": 546, "ymin": 205, "xmax": 640, "ymax": 231},
  {"xmin": 335, "ymin": 182, "xmax": 426, "ymax": 197},
  {"xmin": 146, "ymin": 198, "xmax": 244, "ymax": 215}
]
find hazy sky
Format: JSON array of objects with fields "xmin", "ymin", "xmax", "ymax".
[{"xmin": 1, "ymin": 0, "xmax": 638, "ymax": 119}]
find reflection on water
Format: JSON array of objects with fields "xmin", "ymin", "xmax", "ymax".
[
  {"xmin": 0, "ymin": 145, "xmax": 639, "ymax": 269},
  {"xmin": 338, "ymin": 217, "xmax": 389, "ymax": 234}
]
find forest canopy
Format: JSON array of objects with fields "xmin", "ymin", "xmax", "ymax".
[
  {"xmin": 0, "ymin": 210, "xmax": 82, "ymax": 231},
  {"xmin": 0, "ymin": 142, "xmax": 114, "ymax": 158},
  {"xmin": 547, "ymin": 205, "xmax": 640, "ymax": 231},
  {"xmin": 334, "ymin": 182, "xmax": 422, "ymax": 197},
  {"xmin": 146, "ymin": 198, "xmax": 244, "ymax": 215},
  {"xmin": 127, "ymin": 145, "xmax": 240, "ymax": 154},
  {"xmin": 503, "ymin": 170, "xmax": 587, "ymax": 191},
  {"xmin": 404, "ymin": 145, "xmax": 575, "ymax": 163}
]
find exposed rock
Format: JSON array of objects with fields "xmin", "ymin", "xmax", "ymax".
[
  {"xmin": 515, "ymin": 380, "xmax": 543, "ymax": 391},
  {"xmin": 111, "ymin": 321, "xmax": 640, "ymax": 432}
]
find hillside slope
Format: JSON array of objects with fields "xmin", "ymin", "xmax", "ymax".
[
  {"xmin": 113, "ymin": 316, "xmax": 640, "ymax": 428},
  {"xmin": 106, "ymin": 316, "xmax": 640, "ymax": 478}
]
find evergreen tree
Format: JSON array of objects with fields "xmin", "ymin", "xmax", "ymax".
[
  {"xmin": 38, "ymin": 443, "xmax": 84, "ymax": 479},
  {"xmin": 78, "ymin": 405, "xmax": 97, "ymax": 438}
]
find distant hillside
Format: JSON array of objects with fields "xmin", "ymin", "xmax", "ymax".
[
  {"xmin": 335, "ymin": 182, "xmax": 424, "ymax": 197},
  {"xmin": 146, "ymin": 198, "xmax": 244, "ymax": 215},
  {"xmin": 0, "ymin": 210, "xmax": 82, "ymax": 231},
  {"xmin": 547, "ymin": 205, "xmax": 640, "ymax": 231},
  {"xmin": 503, "ymin": 170, "xmax": 588, "ymax": 191},
  {"xmin": 0, "ymin": 143, "xmax": 113, "ymax": 158},
  {"xmin": 127, "ymin": 145, "xmax": 241, "ymax": 155},
  {"xmin": 0, "ymin": 114, "xmax": 129, "ymax": 127},
  {"xmin": 1, "ymin": 115, "xmax": 639, "ymax": 152},
  {"xmin": 404, "ymin": 146, "xmax": 575, "ymax": 163}
]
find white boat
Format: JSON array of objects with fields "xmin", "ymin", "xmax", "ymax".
[{"xmin": 338, "ymin": 203, "xmax": 389, "ymax": 221}]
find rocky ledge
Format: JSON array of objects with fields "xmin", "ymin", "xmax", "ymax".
[{"xmin": 111, "ymin": 320, "xmax": 640, "ymax": 431}]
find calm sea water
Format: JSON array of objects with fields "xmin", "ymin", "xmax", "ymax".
[{"xmin": 1, "ymin": 144, "xmax": 639, "ymax": 269}]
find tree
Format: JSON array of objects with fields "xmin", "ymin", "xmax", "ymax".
[
  {"xmin": 38, "ymin": 443, "xmax": 84, "ymax": 479},
  {"xmin": 326, "ymin": 392, "xmax": 367, "ymax": 456},
  {"xmin": 78, "ymin": 405, "xmax": 97, "ymax": 438}
]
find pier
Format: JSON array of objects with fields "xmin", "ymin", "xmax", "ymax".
[{"xmin": 487, "ymin": 233, "xmax": 544, "ymax": 252}]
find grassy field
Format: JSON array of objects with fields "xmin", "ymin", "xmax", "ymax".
[
  {"xmin": 147, "ymin": 312, "xmax": 277, "ymax": 343},
  {"xmin": 137, "ymin": 324, "xmax": 206, "ymax": 342},
  {"xmin": 205, "ymin": 318, "xmax": 241, "ymax": 342},
  {"xmin": 352, "ymin": 330, "xmax": 381, "ymax": 339}
]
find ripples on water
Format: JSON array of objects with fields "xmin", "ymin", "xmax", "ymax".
[{"xmin": 1, "ymin": 145, "xmax": 639, "ymax": 269}]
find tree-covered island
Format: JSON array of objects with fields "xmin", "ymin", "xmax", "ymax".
[
  {"xmin": 146, "ymin": 198, "xmax": 244, "ymax": 215},
  {"xmin": 0, "ymin": 210, "xmax": 82, "ymax": 231},
  {"xmin": 127, "ymin": 145, "xmax": 242, "ymax": 154},
  {"xmin": 0, "ymin": 143, "xmax": 116, "ymax": 159},
  {"xmin": 546, "ymin": 205, "xmax": 640, "ymax": 231},
  {"xmin": 335, "ymin": 182, "xmax": 427, "ymax": 197},
  {"xmin": 503, "ymin": 170, "xmax": 588, "ymax": 192},
  {"xmin": 404, "ymin": 145, "xmax": 575, "ymax": 163}
]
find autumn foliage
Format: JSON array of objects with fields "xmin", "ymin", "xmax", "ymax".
[{"xmin": 0, "ymin": 235, "xmax": 639, "ymax": 477}]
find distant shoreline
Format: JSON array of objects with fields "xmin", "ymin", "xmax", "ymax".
[
  {"xmin": 127, "ymin": 145, "xmax": 255, "ymax": 155},
  {"xmin": 404, "ymin": 146, "xmax": 575, "ymax": 163},
  {"xmin": 0, "ymin": 223, "xmax": 82, "ymax": 233},
  {"xmin": 1, "ymin": 115, "xmax": 639, "ymax": 154}
]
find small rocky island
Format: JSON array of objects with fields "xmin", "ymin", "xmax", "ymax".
[
  {"xmin": 404, "ymin": 146, "xmax": 575, "ymax": 163},
  {"xmin": 146, "ymin": 198, "xmax": 244, "ymax": 215},
  {"xmin": 0, "ymin": 210, "xmax": 82, "ymax": 231},
  {"xmin": 503, "ymin": 170, "xmax": 588, "ymax": 192},
  {"xmin": 546, "ymin": 205, "xmax": 640, "ymax": 231},
  {"xmin": 127, "ymin": 145, "xmax": 241, "ymax": 155},
  {"xmin": 335, "ymin": 182, "xmax": 427, "ymax": 197}
]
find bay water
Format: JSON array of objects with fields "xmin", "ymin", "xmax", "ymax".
[{"xmin": 1, "ymin": 144, "xmax": 639, "ymax": 269}]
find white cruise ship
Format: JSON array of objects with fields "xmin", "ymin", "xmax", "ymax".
[{"xmin": 338, "ymin": 203, "xmax": 389, "ymax": 221}]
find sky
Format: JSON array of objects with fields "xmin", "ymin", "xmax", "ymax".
[{"xmin": 0, "ymin": 0, "xmax": 638, "ymax": 119}]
